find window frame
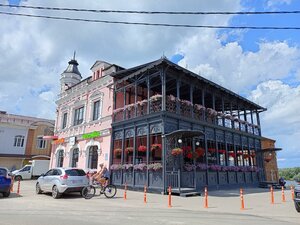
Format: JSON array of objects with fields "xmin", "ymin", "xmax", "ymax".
[
  {"xmin": 62, "ymin": 112, "xmax": 68, "ymax": 129},
  {"xmin": 14, "ymin": 135, "xmax": 25, "ymax": 147},
  {"xmin": 92, "ymin": 100, "xmax": 101, "ymax": 121},
  {"xmin": 73, "ymin": 106, "xmax": 84, "ymax": 126},
  {"xmin": 36, "ymin": 136, "xmax": 47, "ymax": 149}
]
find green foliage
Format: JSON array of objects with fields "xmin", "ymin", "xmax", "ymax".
[{"xmin": 279, "ymin": 167, "xmax": 300, "ymax": 180}]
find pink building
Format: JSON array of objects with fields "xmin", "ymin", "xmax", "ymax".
[{"xmin": 50, "ymin": 56, "xmax": 123, "ymax": 171}]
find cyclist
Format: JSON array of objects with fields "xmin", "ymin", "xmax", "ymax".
[{"xmin": 92, "ymin": 163, "xmax": 110, "ymax": 186}]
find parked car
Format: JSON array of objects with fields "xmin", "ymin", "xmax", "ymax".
[
  {"xmin": 12, "ymin": 160, "xmax": 50, "ymax": 180},
  {"xmin": 0, "ymin": 167, "xmax": 12, "ymax": 197},
  {"xmin": 294, "ymin": 185, "xmax": 300, "ymax": 213},
  {"xmin": 36, "ymin": 168, "xmax": 89, "ymax": 199}
]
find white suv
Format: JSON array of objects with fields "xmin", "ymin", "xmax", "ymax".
[{"xmin": 36, "ymin": 168, "xmax": 89, "ymax": 199}]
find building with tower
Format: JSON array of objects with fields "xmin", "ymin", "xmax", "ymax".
[{"xmin": 50, "ymin": 55, "xmax": 123, "ymax": 171}]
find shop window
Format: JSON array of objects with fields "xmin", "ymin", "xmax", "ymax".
[
  {"xmin": 88, "ymin": 146, "xmax": 98, "ymax": 169},
  {"xmin": 150, "ymin": 134, "xmax": 162, "ymax": 163},
  {"xmin": 227, "ymin": 143, "xmax": 235, "ymax": 166},
  {"xmin": 236, "ymin": 146, "xmax": 243, "ymax": 166},
  {"xmin": 112, "ymin": 139, "xmax": 122, "ymax": 164},
  {"xmin": 195, "ymin": 139, "xmax": 205, "ymax": 164},
  {"xmin": 218, "ymin": 142, "xmax": 226, "ymax": 166},
  {"xmin": 243, "ymin": 148, "xmax": 250, "ymax": 166},
  {"xmin": 71, "ymin": 148, "xmax": 79, "ymax": 167},
  {"xmin": 136, "ymin": 135, "xmax": 147, "ymax": 164},
  {"xmin": 56, "ymin": 150, "xmax": 64, "ymax": 167},
  {"xmin": 207, "ymin": 140, "xmax": 217, "ymax": 165},
  {"xmin": 124, "ymin": 138, "xmax": 133, "ymax": 164}
]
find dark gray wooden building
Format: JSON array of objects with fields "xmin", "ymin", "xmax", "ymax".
[{"xmin": 110, "ymin": 58, "xmax": 265, "ymax": 194}]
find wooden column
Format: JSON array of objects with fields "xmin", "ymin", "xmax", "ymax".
[{"xmin": 162, "ymin": 68, "xmax": 166, "ymax": 111}]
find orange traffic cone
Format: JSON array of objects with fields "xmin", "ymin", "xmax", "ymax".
[
  {"xmin": 291, "ymin": 186, "xmax": 295, "ymax": 200},
  {"xmin": 124, "ymin": 183, "xmax": 127, "ymax": 200},
  {"xmin": 281, "ymin": 186, "xmax": 286, "ymax": 202},
  {"xmin": 168, "ymin": 186, "xmax": 172, "ymax": 208},
  {"xmin": 144, "ymin": 185, "xmax": 147, "ymax": 204},
  {"xmin": 240, "ymin": 188, "xmax": 245, "ymax": 210},
  {"xmin": 17, "ymin": 180, "xmax": 21, "ymax": 195},
  {"xmin": 204, "ymin": 187, "xmax": 208, "ymax": 208},
  {"xmin": 270, "ymin": 186, "xmax": 274, "ymax": 204}
]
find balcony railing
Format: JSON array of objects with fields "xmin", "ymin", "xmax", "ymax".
[{"xmin": 113, "ymin": 95, "xmax": 260, "ymax": 135}]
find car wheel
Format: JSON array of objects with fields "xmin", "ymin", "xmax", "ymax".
[
  {"xmin": 295, "ymin": 202, "xmax": 300, "ymax": 213},
  {"xmin": 36, "ymin": 183, "xmax": 42, "ymax": 194},
  {"xmin": 3, "ymin": 191, "xmax": 10, "ymax": 197},
  {"xmin": 14, "ymin": 176, "xmax": 22, "ymax": 181},
  {"xmin": 52, "ymin": 185, "xmax": 61, "ymax": 199}
]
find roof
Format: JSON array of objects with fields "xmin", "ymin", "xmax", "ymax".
[
  {"xmin": 111, "ymin": 58, "xmax": 266, "ymax": 110},
  {"xmin": 63, "ymin": 59, "xmax": 82, "ymax": 78}
]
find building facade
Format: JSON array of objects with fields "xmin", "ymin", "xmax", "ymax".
[
  {"xmin": 110, "ymin": 58, "xmax": 266, "ymax": 194},
  {"xmin": 50, "ymin": 57, "xmax": 123, "ymax": 171},
  {"xmin": 0, "ymin": 111, "xmax": 54, "ymax": 170},
  {"xmin": 261, "ymin": 137, "xmax": 281, "ymax": 183}
]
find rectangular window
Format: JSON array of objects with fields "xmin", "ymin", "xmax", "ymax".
[
  {"xmin": 14, "ymin": 135, "xmax": 25, "ymax": 147},
  {"xmin": 73, "ymin": 107, "xmax": 84, "ymax": 125},
  {"xmin": 36, "ymin": 136, "xmax": 46, "ymax": 149},
  {"xmin": 62, "ymin": 113, "xmax": 68, "ymax": 129},
  {"xmin": 93, "ymin": 100, "xmax": 100, "ymax": 120}
]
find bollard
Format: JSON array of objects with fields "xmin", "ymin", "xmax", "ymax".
[
  {"xmin": 17, "ymin": 180, "xmax": 20, "ymax": 195},
  {"xmin": 168, "ymin": 186, "xmax": 172, "ymax": 208},
  {"xmin": 281, "ymin": 186, "xmax": 286, "ymax": 202},
  {"xmin": 124, "ymin": 183, "xmax": 127, "ymax": 200},
  {"xmin": 270, "ymin": 186, "xmax": 274, "ymax": 204},
  {"xmin": 291, "ymin": 186, "xmax": 295, "ymax": 200},
  {"xmin": 204, "ymin": 187, "xmax": 208, "ymax": 208},
  {"xmin": 240, "ymin": 188, "xmax": 245, "ymax": 210},
  {"xmin": 144, "ymin": 185, "xmax": 147, "ymax": 204},
  {"xmin": 10, "ymin": 176, "xmax": 14, "ymax": 192}
]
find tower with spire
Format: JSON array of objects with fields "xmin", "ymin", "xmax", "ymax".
[{"xmin": 60, "ymin": 52, "xmax": 82, "ymax": 92}]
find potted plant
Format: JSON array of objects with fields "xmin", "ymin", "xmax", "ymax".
[
  {"xmin": 125, "ymin": 147, "xmax": 134, "ymax": 154},
  {"xmin": 110, "ymin": 164, "xmax": 122, "ymax": 171},
  {"xmin": 123, "ymin": 163, "xmax": 133, "ymax": 170},
  {"xmin": 171, "ymin": 148, "xmax": 183, "ymax": 156},
  {"xmin": 114, "ymin": 148, "xmax": 122, "ymax": 158},
  {"xmin": 138, "ymin": 145, "xmax": 147, "ymax": 152},
  {"xmin": 195, "ymin": 148, "xmax": 205, "ymax": 157},
  {"xmin": 133, "ymin": 163, "xmax": 147, "ymax": 171},
  {"xmin": 151, "ymin": 143, "xmax": 162, "ymax": 151}
]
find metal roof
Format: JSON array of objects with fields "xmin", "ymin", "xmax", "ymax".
[
  {"xmin": 63, "ymin": 59, "xmax": 82, "ymax": 78},
  {"xmin": 111, "ymin": 58, "xmax": 266, "ymax": 110}
]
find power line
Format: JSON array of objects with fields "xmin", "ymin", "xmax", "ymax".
[
  {"xmin": 1, "ymin": 3, "xmax": 300, "ymax": 15},
  {"xmin": 1, "ymin": 11, "xmax": 300, "ymax": 30}
]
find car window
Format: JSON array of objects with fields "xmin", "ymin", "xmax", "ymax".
[
  {"xmin": 65, "ymin": 169, "xmax": 86, "ymax": 176},
  {"xmin": 52, "ymin": 169, "xmax": 62, "ymax": 176},
  {"xmin": 20, "ymin": 166, "xmax": 31, "ymax": 172},
  {"xmin": 44, "ymin": 169, "xmax": 54, "ymax": 176},
  {"xmin": 0, "ymin": 168, "xmax": 7, "ymax": 176}
]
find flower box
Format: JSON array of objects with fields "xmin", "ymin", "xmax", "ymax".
[
  {"xmin": 110, "ymin": 164, "xmax": 122, "ymax": 171},
  {"xmin": 171, "ymin": 148, "xmax": 183, "ymax": 156},
  {"xmin": 208, "ymin": 148, "xmax": 216, "ymax": 153},
  {"xmin": 147, "ymin": 162, "xmax": 163, "ymax": 171},
  {"xmin": 134, "ymin": 163, "xmax": 147, "ymax": 171},
  {"xmin": 195, "ymin": 148, "xmax": 205, "ymax": 157},
  {"xmin": 123, "ymin": 163, "xmax": 133, "ymax": 170},
  {"xmin": 218, "ymin": 149, "xmax": 226, "ymax": 154}
]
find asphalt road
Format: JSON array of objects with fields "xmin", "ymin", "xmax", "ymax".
[{"xmin": 0, "ymin": 180, "xmax": 299, "ymax": 225}]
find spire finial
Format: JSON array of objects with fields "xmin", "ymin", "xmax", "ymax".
[{"xmin": 73, "ymin": 51, "xmax": 76, "ymax": 60}]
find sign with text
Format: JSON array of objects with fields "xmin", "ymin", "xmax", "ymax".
[{"xmin": 82, "ymin": 131, "xmax": 101, "ymax": 139}]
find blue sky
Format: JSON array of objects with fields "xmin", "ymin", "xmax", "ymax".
[{"xmin": 0, "ymin": 0, "xmax": 299, "ymax": 168}]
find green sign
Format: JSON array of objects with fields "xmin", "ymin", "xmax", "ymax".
[{"xmin": 82, "ymin": 131, "xmax": 101, "ymax": 139}]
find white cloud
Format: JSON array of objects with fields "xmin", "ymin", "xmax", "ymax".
[{"xmin": 265, "ymin": 0, "xmax": 292, "ymax": 9}]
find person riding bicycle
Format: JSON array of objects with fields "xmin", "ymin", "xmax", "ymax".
[{"xmin": 92, "ymin": 163, "xmax": 110, "ymax": 186}]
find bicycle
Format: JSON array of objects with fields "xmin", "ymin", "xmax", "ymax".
[{"xmin": 81, "ymin": 177, "xmax": 117, "ymax": 199}]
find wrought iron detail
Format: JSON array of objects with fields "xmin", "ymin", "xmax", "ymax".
[
  {"xmin": 234, "ymin": 135, "xmax": 241, "ymax": 145},
  {"xmin": 205, "ymin": 128, "xmax": 214, "ymax": 140},
  {"xmin": 242, "ymin": 136, "xmax": 248, "ymax": 146},
  {"xmin": 125, "ymin": 129, "xmax": 135, "ymax": 138},
  {"xmin": 165, "ymin": 124, "xmax": 177, "ymax": 134},
  {"xmin": 150, "ymin": 123, "xmax": 162, "ymax": 134},
  {"xmin": 216, "ymin": 131, "xmax": 224, "ymax": 142},
  {"xmin": 225, "ymin": 132, "xmax": 233, "ymax": 144},
  {"xmin": 255, "ymin": 139, "xmax": 261, "ymax": 149},
  {"xmin": 137, "ymin": 126, "xmax": 147, "ymax": 136},
  {"xmin": 249, "ymin": 138, "xmax": 254, "ymax": 148},
  {"xmin": 114, "ymin": 131, "xmax": 123, "ymax": 140}
]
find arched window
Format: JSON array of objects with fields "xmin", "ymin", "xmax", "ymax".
[
  {"xmin": 14, "ymin": 135, "xmax": 25, "ymax": 147},
  {"xmin": 56, "ymin": 150, "xmax": 64, "ymax": 167},
  {"xmin": 88, "ymin": 146, "xmax": 98, "ymax": 169},
  {"xmin": 36, "ymin": 136, "xmax": 46, "ymax": 149},
  {"xmin": 71, "ymin": 148, "xmax": 79, "ymax": 167}
]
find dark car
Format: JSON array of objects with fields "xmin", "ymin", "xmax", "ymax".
[
  {"xmin": 294, "ymin": 185, "xmax": 300, "ymax": 213},
  {"xmin": 0, "ymin": 167, "xmax": 12, "ymax": 197}
]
